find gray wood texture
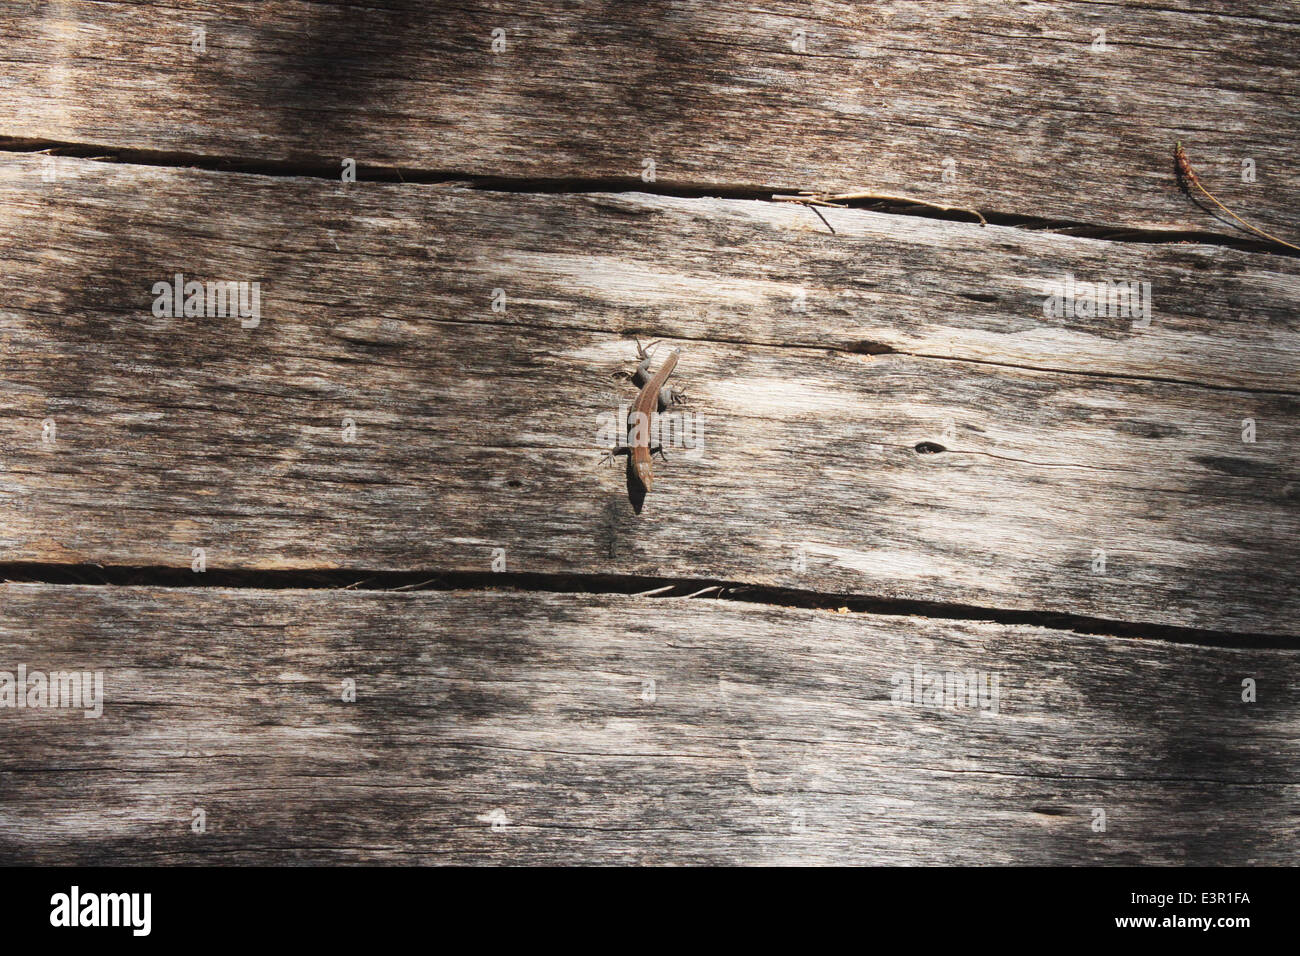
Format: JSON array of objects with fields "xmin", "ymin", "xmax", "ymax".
[
  {"xmin": 2, "ymin": 2, "xmax": 1298, "ymax": 867},
  {"xmin": 1, "ymin": 155, "xmax": 1296, "ymax": 633},
  {"xmin": 1, "ymin": 585, "xmax": 1295, "ymax": 865},
  {"xmin": 1, "ymin": 1, "xmax": 1298, "ymax": 236}
]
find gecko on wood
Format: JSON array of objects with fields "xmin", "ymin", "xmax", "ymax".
[{"xmin": 605, "ymin": 339, "xmax": 685, "ymax": 511}]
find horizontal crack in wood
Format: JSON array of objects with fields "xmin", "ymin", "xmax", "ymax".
[
  {"xmin": 3, "ymin": 137, "xmax": 1294, "ymax": 257},
  {"xmin": 2, "ymin": 566, "xmax": 1296, "ymax": 650}
]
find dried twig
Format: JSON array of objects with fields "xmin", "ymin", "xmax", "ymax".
[
  {"xmin": 391, "ymin": 578, "xmax": 438, "ymax": 591},
  {"xmin": 1175, "ymin": 142, "xmax": 1298, "ymax": 252},
  {"xmin": 681, "ymin": 585, "xmax": 722, "ymax": 599},
  {"xmin": 634, "ymin": 584, "xmax": 675, "ymax": 597},
  {"xmin": 807, "ymin": 204, "xmax": 835, "ymax": 234}
]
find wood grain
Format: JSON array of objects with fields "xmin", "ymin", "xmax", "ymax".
[
  {"xmin": 2, "ymin": 1, "xmax": 1298, "ymax": 236},
  {"xmin": 4, "ymin": 0, "xmax": 1297, "ymax": 872},
  {"xmin": 1, "ymin": 584, "xmax": 1295, "ymax": 865},
  {"xmin": 2, "ymin": 155, "xmax": 1296, "ymax": 633},
  {"xmin": 8, "ymin": 155, "xmax": 1298, "ymax": 391}
]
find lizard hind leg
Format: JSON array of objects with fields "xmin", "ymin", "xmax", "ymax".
[{"xmin": 599, "ymin": 445, "xmax": 631, "ymax": 468}]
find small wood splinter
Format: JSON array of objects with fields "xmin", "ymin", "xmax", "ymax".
[{"xmin": 1175, "ymin": 142, "xmax": 1299, "ymax": 252}]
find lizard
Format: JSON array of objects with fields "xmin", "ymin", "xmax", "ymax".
[{"xmin": 604, "ymin": 339, "xmax": 686, "ymax": 507}]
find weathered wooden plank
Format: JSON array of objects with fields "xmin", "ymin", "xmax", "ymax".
[
  {"xmin": 1, "ymin": 1, "xmax": 1298, "ymax": 236},
  {"xmin": 7, "ymin": 155, "xmax": 1298, "ymax": 391},
  {"xmin": 2, "ymin": 156, "xmax": 1297, "ymax": 632},
  {"xmin": 1, "ymin": 585, "xmax": 1295, "ymax": 864}
]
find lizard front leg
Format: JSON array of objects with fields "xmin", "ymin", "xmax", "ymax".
[{"xmin": 656, "ymin": 382, "xmax": 687, "ymax": 410}]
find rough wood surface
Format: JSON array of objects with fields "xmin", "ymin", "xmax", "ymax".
[
  {"xmin": 9, "ymin": 155, "xmax": 1298, "ymax": 391},
  {"xmin": 1, "ymin": 585, "xmax": 1295, "ymax": 865},
  {"xmin": 2, "ymin": 1, "xmax": 1298, "ymax": 236},
  {"xmin": 2, "ymin": 156, "xmax": 1296, "ymax": 633},
  {"xmin": 4, "ymin": 0, "xmax": 1298, "ymax": 867}
]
